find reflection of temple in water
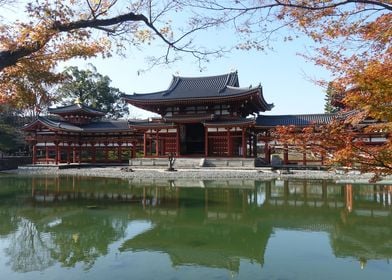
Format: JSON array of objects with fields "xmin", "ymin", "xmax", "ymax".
[{"xmin": 29, "ymin": 176, "xmax": 392, "ymax": 272}]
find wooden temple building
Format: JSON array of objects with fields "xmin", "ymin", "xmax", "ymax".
[
  {"xmin": 23, "ymin": 71, "xmax": 387, "ymax": 165},
  {"xmin": 124, "ymin": 71, "xmax": 273, "ymax": 158},
  {"xmin": 22, "ymin": 102, "xmax": 142, "ymax": 164}
]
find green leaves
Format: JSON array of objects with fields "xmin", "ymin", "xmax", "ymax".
[{"xmin": 59, "ymin": 64, "xmax": 129, "ymax": 119}]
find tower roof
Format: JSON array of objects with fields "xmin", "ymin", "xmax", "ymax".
[{"xmin": 48, "ymin": 103, "xmax": 106, "ymax": 117}]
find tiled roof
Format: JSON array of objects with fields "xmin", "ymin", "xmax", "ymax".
[
  {"xmin": 255, "ymin": 114, "xmax": 339, "ymax": 127},
  {"xmin": 48, "ymin": 103, "xmax": 105, "ymax": 116},
  {"xmin": 81, "ymin": 120, "xmax": 130, "ymax": 132},
  {"xmin": 23, "ymin": 117, "xmax": 129, "ymax": 132},
  {"xmin": 21, "ymin": 116, "xmax": 83, "ymax": 132},
  {"xmin": 127, "ymin": 72, "xmax": 240, "ymax": 100},
  {"xmin": 128, "ymin": 121, "xmax": 176, "ymax": 129},
  {"xmin": 123, "ymin": 71, "xmax": 273, "ymax": 114}
]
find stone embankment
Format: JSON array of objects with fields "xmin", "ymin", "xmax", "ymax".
[{"xmin": 10, "ymin": 166, "xmax": 392, "ymax": 183}]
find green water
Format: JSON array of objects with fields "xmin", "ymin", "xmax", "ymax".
[{"xmin": 0, "ymin": 174, "xmax": 391, "ymax": 280}]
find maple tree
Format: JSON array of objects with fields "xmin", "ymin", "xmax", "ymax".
[
  {"xmin": 0, "ymin": 0, "xmax": 219, "ymax": 111},
  {"xmin": 0, "ymin": 0, "xmax": 390, "ymax": 174},
  {"xmin": 184, "ymin": 0, "xmax": 391, "ymax": 176}
]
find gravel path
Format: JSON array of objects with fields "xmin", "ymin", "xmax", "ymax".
[{"xmin": 7, "ymin": 166, "xmax": 392, "ymax": 183}]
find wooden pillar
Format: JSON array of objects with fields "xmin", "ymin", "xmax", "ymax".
[
  {"xmin": 143, "ymin": 132, "xmax": 147, "ymax": 157},
  {"xmin": 78, "ymin": 144, "xmax": 81, "ymax": 164},
  {"xmin": 55, "ymin": 143, "xmax": 59, "ymax": 165},
  {"xmin": 252, "ymin": 133, "xmax": 257, "ymax": 158},
  {"xmin": 91, "ymin": 143, "xmax": 96, "ymax": 163},
  {"xmin": 162, "ymin": 138, "xmax": 166, "ymax": 155},
  {"xmin": 242, "ymin": 129, "xmax": 247, "ymax": 158},
  {"xmin": 302, "ymin": 150, "xmax": 307, "ymax": 166},
  {"xmin": 132, "ymin": 142, "xmax": 136, "ymax": 158},
  {"xmin": 45, "ymin": 145, "xmax": 49, "ymax": 164},
  {"xmin": 73, "ymin": 147, "xmax": 77, "ymax": 163},
  {"xmin": 155, "ymin": 131, "xmax": 159, "ymax": 157},
  {"xmin": 283, "ymin": 144, "xmax": 289, "ymax": 164},
  {"xmin": 32, "ymin": 143, "xmax": 37, "ymax": 164},
  {"xmin": 264, "ymin": 142, "xmax": 270, "ymax": 164},
  {"xmin": 104, "ymin": 143, "xmax": 109, "ymax": 162},
  {"xmin": 176, "ymin": 126, "xmax": 180, "ymax": 156},
  {"xmin": 204, "ymin": 126, "xmax": 209, "ymax": 157},
  {"xmin": 117, "ymin": 142, "xmax": 122, "ymax": 163},
  {"xmin": 66, "ymin": 144, "xmax": 71, "ymax": 164},
  {"xmin": 227, "ymin": 129, "xmax": 232, "ymax": 157}
]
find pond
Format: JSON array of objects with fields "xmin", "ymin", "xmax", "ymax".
[{"xmin": 0, "ymin": 174, "xmax": 391, "ymax": 280}]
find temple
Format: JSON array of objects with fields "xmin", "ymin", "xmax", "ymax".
[
  {"xmin": 124, "ymin": 71, "xmax": 273, "ymax": 158},
  {"xmin": 22, "ymin": 71, "xmax": 387, "ymax": 165},
  {"xmin": 22, "ymin": 101, "xmax": 141, "ymax": 164}
]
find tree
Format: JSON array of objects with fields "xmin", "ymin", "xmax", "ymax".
[
  {"xmin": 0, "ymin": 0, "xmax": 220, "ymax": 109},
  {"xmin": 184, "ymin": 0, "xmax": 391, "ymax": 176},
  {"xmin": 58, "ymin": 65, "xmax": 128, "ymax": 119},
  {"xmin": 324, "ymin": 82, "xmax": 341, "ymax": 113}
]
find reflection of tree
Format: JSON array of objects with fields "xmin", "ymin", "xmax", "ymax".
[
  {"xmin": 0, "ymin": 208, "xmax": 19, "ymax": 237},
  {"xmin": 5, "ymin": 218, "xmax": 55, "ymax": 272},
  {"xmin": 49, "ymin": 211, "xmax": 128, "ymax": 269},
  {"xmin": 3, "ymin": 206, "xmax": 128, "ymax": 272}
]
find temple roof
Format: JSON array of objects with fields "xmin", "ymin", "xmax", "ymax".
[
  {"xmin": 123, "ymin": 71, "xmax": 273, "ymax": 113},
  {"xmin": 127, "ymin": 72, "xmax": 240, "ymax": 100},
  {"xmin": 255, "ymin": 113, "xmax": 339, "ymax": 127},
  {"xmin": 22, "ymin": 116, "xmax": 130, "ymax": 132},
  {"xmin": 48, "ymin": 103, "xmax": 106, "ymax": 117}
]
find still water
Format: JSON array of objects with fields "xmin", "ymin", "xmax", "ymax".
[{"xmin": 0, "ymin": 174, "xmax": 391, "ymax": 280}]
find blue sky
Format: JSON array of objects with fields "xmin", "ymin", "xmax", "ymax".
[
  {"xmin": 2, "ymin": 1, "xmax": 332, "ymax": 119},
  {"xmin": 76, "ymin": 38, "xmax": 331, "ymax": 118}
]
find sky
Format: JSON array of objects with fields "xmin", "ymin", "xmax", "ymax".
[
  {"xmin": 2, "ymin": 1, "xmax": 332, "ymax": 119},
  {"xmin": 77, "ymin": 38, "xmax": 331, "ymax": 119}
]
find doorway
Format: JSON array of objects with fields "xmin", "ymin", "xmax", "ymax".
[{"xmin": 181, "ymin": 123, "xmax": 205, "ymax": 155}]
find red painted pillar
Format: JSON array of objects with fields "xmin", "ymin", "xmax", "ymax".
[
  {"xmin": 118, "ymin": 142, "xmax": 122, "ymax": 163},
  {"xmin": 92, "ymin": 143, "xmax": 96, "ymax": 163},
  {"xmin": 104, "ymin": 143, "xmax": 109, "ymax": 162},
  {"xmin": 264, "ymin": 142, "xmax": 270, "ymax": 164},
  {"xmin": 73, "ymin": 147, "xmax": 76, "ymax": 163},
  {"xmin": 55, "ymin": 143, "xmax": 59, "ymax": 165},
  {"xmin": 143, "ymin": 132, "xmax": 147, "ymax": 157},
  {"xmin": 227, "ymin": 129, "xmax": 232, "ymax": 157},
  {"xmin": 283, "ymin": 144, "xmax": 289, "ymax": 164},
  {"xmin": 155, "ymin": 131, "xmax": 159, "ymax": 157},
  {"xmin": 45, "ymin": 145, "xmax": 49, "ymax": 164},
  {"xmin": 176, "ymin": 126, "xmax": 180, "ymax": 156},
  {"xmin": 204, "ymin": 126, "xmax": 209, "ymax": 157},
  {"xmin": 78, "ymin": 144, "xmax": 81, "ymax": 164},
  {"xmin": 66, "ymin": 144, "xmax": 71, "ymax": 164},
  {"xmin": 32, "ymin": 143, "xmax": 37, "ymax": 164},
  {"xmin": 242, "ymin": 129, "xmax": 247, "ymax": 158}
]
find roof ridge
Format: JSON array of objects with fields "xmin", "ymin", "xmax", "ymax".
[{"xmin": 164, "ymin": 76, "xmax": 181, "ymax": 96}]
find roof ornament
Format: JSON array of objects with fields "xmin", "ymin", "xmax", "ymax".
[{"xmin": 74, "ymin": 97, "xmax": 82, "ymax": 106}]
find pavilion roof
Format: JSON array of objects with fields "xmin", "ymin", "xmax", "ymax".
[
  {"xmin": 123, "ymin": 71, "xmax": 273, "ymax": 113},
  {"xmin": 48, "ymin": 103, "xmax": 106, "ymax": 117},
  {"xmin": 22, "ymin": 116, "xmax": 130, "ymax": 133},
  {"xmin": 255, "ymin": 113, "xmax": 340, "ymax": 128}
]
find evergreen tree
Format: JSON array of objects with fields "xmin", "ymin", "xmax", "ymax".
[
  {"xmin": 324, "ymin": 82, "xmax": 340, "ymax": 114},
  {"xmin": 58, "ymin": 65, "xmax": 129, "ymax": 119}
]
